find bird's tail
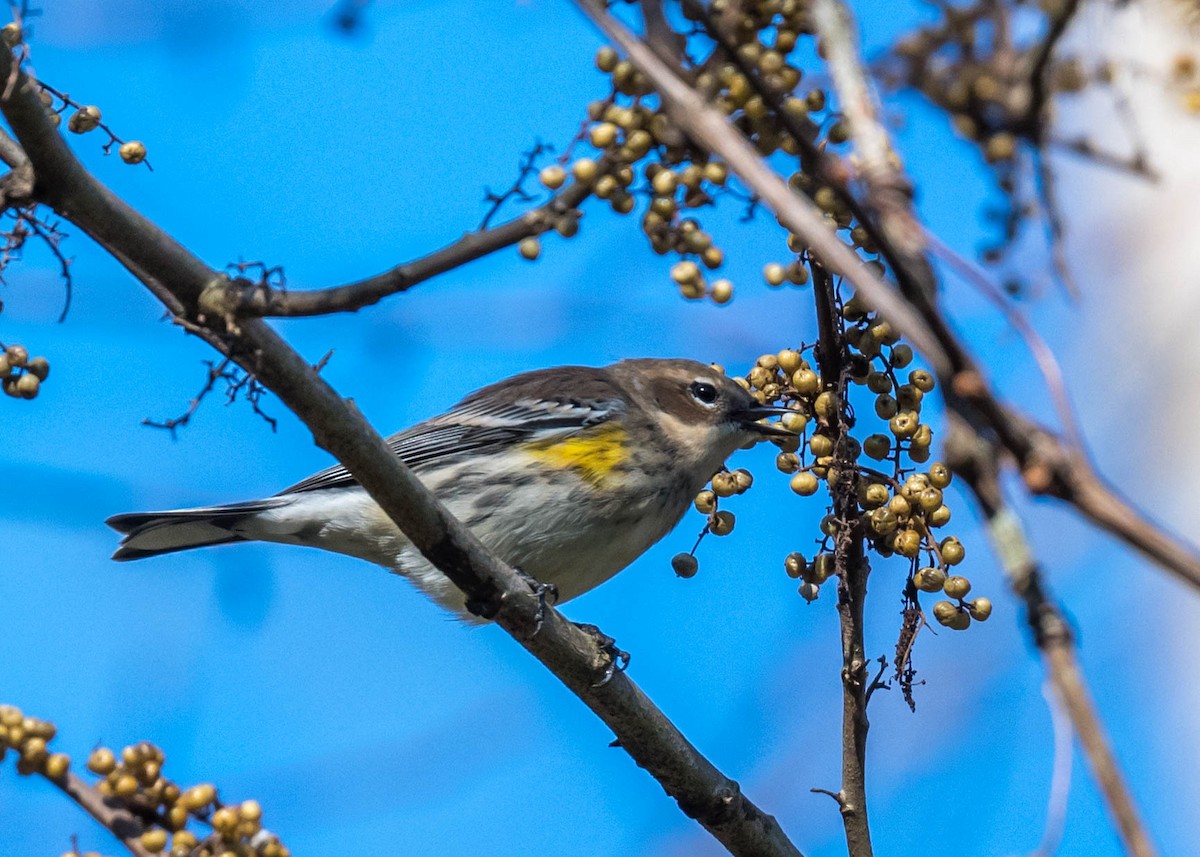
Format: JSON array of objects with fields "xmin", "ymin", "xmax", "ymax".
[{"xmin": 106, "ymin": 498, "xmax": 290, "ymax": 561}]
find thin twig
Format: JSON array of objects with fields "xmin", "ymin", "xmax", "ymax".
[
  {"xmin": 1029, "ymin": 680, "xmax": 1072, "ymax": 857},
  {"xmin": 924, "ymin": 229, "xmax": 1084, "ymax": 451},
  {"xmin": 211, "ymin": 161, "xmax": 598, "ymax": 318},
  {"xmin": 811, "ymin": 0, "xmax": 931, "ymax": 290}
]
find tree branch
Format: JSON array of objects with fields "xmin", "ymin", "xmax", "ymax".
[
  {"xmin": 813, "ymin": 261, "xmax": 874, "ymax": 857},
  {"xmin": 945, "ymin": 416, "xmax": 1158, "ymax": 857},
  {"xmin": 220, "ymin": 172, "xmax": 596, "ymax": 318},
  {"xmin": 0, "ymin": 45, "xmax": 802, "ymax": 857},
  {"xmin": 53, "ymin": 771, "xmax": 156, "ymax": 857}
]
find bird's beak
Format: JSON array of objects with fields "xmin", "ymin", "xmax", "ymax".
[{"xmin": 732, "ymin": 404, "xmax": 795, "ymax": 437}]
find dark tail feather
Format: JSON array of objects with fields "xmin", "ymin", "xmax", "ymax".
[{"xmin": 106, "ymin": 499, "xmax": 288, "ymax": 561}]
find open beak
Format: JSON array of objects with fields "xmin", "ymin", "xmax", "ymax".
[{"xmin": 732, "ymin": 404, "xmax": 795, "ymax": 437}]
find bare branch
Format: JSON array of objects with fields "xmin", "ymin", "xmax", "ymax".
[
  {"xmin": 811, "ymin": 0, "xmax": 932, "ymax": 299},
  {"xmin": 945, "ymin": 417, "xmax": 1159, "ymax": 857},
  {"xmin": 212, "ymin": 158, "xmax": 598, "ymax": 319},
  {"xmin": 0, "ymin": 45, "xmax": 803, "ymax": 857},
  {"xmin": 924, "ymin": 230, "xmax": 1084, "ymax": 451}
]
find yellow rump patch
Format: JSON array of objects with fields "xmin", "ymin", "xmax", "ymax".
[{"xmin": 523, "ymin": 422, "xmax": 629, "ymax": 486}]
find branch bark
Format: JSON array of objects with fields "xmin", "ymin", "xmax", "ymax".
[
  {"xmin": 811, "ymin": 0, "xmax": 934, "ymax": 304},
  {"xmin": 53, "ymin": 771, "xmax": 155, "ymax": 857},
  {"xmin": 215, "ymin": 175, "xmax": 595, "ymax": 318},
  {"xmin": 813, "ymin": 262, "xmax": 874, "ymax": 857},
  {"xmin": 0, "ymin": 45, "xmax": 802, "ymax": 857},
  {"xmin": 945, "ymin": 416, "xmax": 1158, "ymax": 857}
]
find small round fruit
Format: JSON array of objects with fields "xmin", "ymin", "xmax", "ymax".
[
  {"xmin": 790, "ymin": 472, "xmax": 819, "ymax": 496},
  {"xmin": 928, "ymin": 462, "xmax": 952, "ymax": 488},
  {"xmin": 810, "ymin": 552, "xmax": 835, "ymax": 583},
  {"xmin": 909, "ymin": 369, "xmax": 936, "ymax": 392},
  {"xmin": 940, "ymin": 537, "xmax": 966, "ymax": 565},
  {"xmin": 814, "ymin": 391, "xmax": 839, "ymax": 420},
  {"xmin": 87, "ymin": 747, "xmax": 116, "ymax": 775},
  {"xmin": 798, "ymin": 581, "xmax": 820, "ymax": 602},
  {"xmin": 933, "ymin": 600, "xmax": 970, "ymax": 629},
  {"xmin": 889, "ymin": 411, "xmax": 918, "ymax": 438},
  {"xmin": 709, "ymin": 510, "xmax": 735, "ymax": 535},
  {"xmin": 808, "ymin": 433, "xmax": 834, "ymax": 457},
  {"xmin": 671, "ymin": 553, "xmax": 698, "ymax": 578},
  {"xmin": 968, "ymin": 597, "xmax": 993, "ymax": 621},
  {"xmin": 68, "ymin": 105, "xmax": 102, "ymax": 134},
  {"xmin": 791, "ymin": 368, "xmax": 819, "ymax": 395},
  {"xmin": 118, "ymin": 140, "xmax": 147, "ymax": 164},
  {"xmin": 140, "ymin": 829, "xmax": 168, "ymax": 853},
  {"xmin": 863, "ymin": 434, "xmax": 891, "ymax": 460},
  {"xmin": 944, "ymin": 575, "xmax": 972, "ymax": 599},
  {"xmin": 518, "ymin": 237, "xmax": 541, "ymax": 260},
  {"xmin": 784, "ymin": 552, "xmax": 805, "ymax": 578},
  {"xmin": 863, "ymin": 482, "xmax": 889, "ymax": 508},
  {"xmin": 539, "ymin": 165, "xmax": 566, "ymax": 189},
  {"xmin": 913, "ymin": 567, "xmax": 946, "ymax": 593},
  {"xmin": 869, "ymin": 507, "xmax": 898, "ymax": 535},
  {"xmin": 893, "ymin": 528, "xmax": 921, "ymax": 557},
  {"xmin": 917, "ymin": 487, "xmax": 944, "ymax": 513}
]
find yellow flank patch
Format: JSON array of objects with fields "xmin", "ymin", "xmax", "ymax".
[{"xmin": 523, "ymin": 422, "xmax": 628, "ymax": 485}]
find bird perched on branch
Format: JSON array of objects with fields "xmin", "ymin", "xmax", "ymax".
[{"xmin": 107, "ymin": 358, "xmax": 789, "ymax": 617}]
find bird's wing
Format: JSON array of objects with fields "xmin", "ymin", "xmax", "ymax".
[{"xmin": 278, "ymin": 395, "xmax": 626, "ymax": 495}]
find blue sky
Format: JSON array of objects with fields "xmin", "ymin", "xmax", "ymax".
[{"xmin": 2, "ymin": 2, "xmax": 1195, "ymax": 856}]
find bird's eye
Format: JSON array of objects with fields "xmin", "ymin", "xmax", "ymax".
[{"xmin": 689, "ymin": 380, "xmax": 719, "ymax": 405}]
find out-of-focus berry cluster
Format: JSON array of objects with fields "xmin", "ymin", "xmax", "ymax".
[{"xmin": 1, "ymin": 705, "xmax": 288, "ymax": 857}]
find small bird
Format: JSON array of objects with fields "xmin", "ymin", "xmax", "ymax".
[{"xmin": 107, "ymin": 358, "xmax": 789, "ymax": 617}]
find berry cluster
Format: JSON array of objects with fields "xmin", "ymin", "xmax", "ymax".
[
  {"xmin": 543, "ymin": 8, "xmax": 863, "ymax": 307},
  {"xmin": 84, "ymin": 740, "xmax": 285, "ymax": 856},
  {"xmin": 0, "ymin": 705, "xmax": 287, "ymax": 857},
  {"xmin": 675, "ymin": 299, "xmax": 988, "ymax": 635},
  {"xmin": 31, "ymin": 77, "xmax": 148, "ymax": 167},
  {"xmin": 671, "ymin": 462, "xmax": 754, "ymax": 578},
  {"xmin": 0, "ymin": 342, "xmax": 49, "ymax": 399}
]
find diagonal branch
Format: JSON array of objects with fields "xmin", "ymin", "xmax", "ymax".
[
  {"xmin": 191, "ymin": 167, "xmax": 596, "ymax": 319},
  {"xmin": 0, "ymin": 45, "xmax": 802, "ymax": 857},
  {"xmin": 945, "ymin": 415, "xmax": 1158, "ymax": 857},
  {"xmin": 811, "ymin": 0, "xmax": 933, "ymax": 302},
  {"xmin": 54, "ymin": 771, "xmax": 155, "ymax": 857}
]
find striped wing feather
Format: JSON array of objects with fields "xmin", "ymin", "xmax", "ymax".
[{"xmin": 279, "ymin": 395, "xmax": 624, "ymax": 495}]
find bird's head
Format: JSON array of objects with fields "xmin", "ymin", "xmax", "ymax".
[{"xmin": 611, "ymin": 358, "xmax": 793, "ymax": 481}]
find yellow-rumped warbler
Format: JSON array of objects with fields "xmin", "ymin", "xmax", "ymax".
[{"xmin": 107, "ymin": 358, "xmax": 789, "ymax": 616}]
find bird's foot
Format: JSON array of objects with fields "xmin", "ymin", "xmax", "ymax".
[
  {"xmin": 574, "ymin": 622, "xmax": 630, "ymax": 687},
  {"xmin": 514, "ymin": 567, "xmax": 558, "ymax": 635}
]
